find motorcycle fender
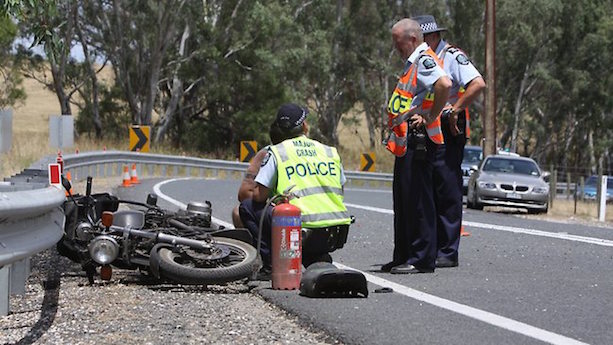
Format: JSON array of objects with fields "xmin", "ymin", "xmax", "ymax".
[
  {"xmin": 211, "ymin": 228, "xmax": 253, "ymax": 244},
  {"xmin": 299, "ymin": 262, "xmax": 368, "ymax": 298}
]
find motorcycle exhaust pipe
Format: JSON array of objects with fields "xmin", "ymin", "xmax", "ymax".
[{"xmin": 108, "ymin": 226, "xmax": 212, "ymax": 250}]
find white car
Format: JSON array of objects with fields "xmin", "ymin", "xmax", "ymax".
[{"xmin": 467, "ymin": 154, "xmax": 549, "ymax": 213}]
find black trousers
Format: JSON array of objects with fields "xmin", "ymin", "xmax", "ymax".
[
  {"xmin": 433, "ymin": 131, "xmax": 465, "ymax": 262},
  {"xmin": 392, "ymin": 141, "xmax": 437, "ymax": 270},
  {"xmin": 239, "ymin": 199, "xmax": 334, "ymax": 268}
]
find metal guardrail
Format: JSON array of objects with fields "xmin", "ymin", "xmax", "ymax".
[
  {"xmin": 24, "ymin": 150, "xmax": 395, "ymax": 185},
  {"xmin": 0, "ymin": 182, "xmax": 65, "ymax": 315}
]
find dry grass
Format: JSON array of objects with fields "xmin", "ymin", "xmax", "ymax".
[{"xmin": 546, "ymin": 199, "xmax": 613, "ymax": 223}]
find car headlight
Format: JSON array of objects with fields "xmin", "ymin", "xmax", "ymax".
[
  {"xmin": 88, "ymin": 235, "xmax": 119, "ymax": 265},
  {"xmin": 532, "ymin": 187, "xmax": 549, "ymax": 194},
  {"xmin": 478, "ymin": 181, "xmax": 497, "ymax": 189}
]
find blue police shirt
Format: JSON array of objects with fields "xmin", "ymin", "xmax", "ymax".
[
  {"xmin": 408, "ymin": 42, "xmax": 447, "ymax": 111},
  {"xmin": 434, "ymin": 39, "xmax": 482, "ymax": 104}
]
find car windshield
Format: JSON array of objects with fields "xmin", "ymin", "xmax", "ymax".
[
  {"xmin": 585, "ymin": 176, "xmax": 613, "ymax": 188},
  {"xmin": 463, "ymin": 148, "xmax": 482, "ymax": 164},
  {"xmin": 482, "ymin": 158, "xmax": 540, "ymax": 176}
]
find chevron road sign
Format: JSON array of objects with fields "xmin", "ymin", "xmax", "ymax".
[
  {"xmin": 240, "ymin": 141, "xmax": 257, "ymax": 162},
  {"xmin": 130, "ymin": 126, "xmax": 150, "ymax": 152},
  {"xmin": 360, "ymin": 153, "xmax": 375, "ymax": 172}
]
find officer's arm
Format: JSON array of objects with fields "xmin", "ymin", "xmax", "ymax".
[
  {"xmin": 425, "ymin": 76, "xmax": 451, "ymax": 124},
  {"xmin": 452, "ymin": 77, "xmax": 485, "ymax": 112},
  {"xmin": 253, "ymin": 183, "xmax": 271, "ymax": 203},
  {"xmin": 237, "ymin": 149, "xmax": 267, "ymax": 202}
]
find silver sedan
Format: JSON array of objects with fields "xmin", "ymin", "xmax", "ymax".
[{"xmin": 466, "ymin": 154, "xmax": 549, "ymax": 213}]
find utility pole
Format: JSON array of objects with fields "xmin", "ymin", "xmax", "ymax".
[{"xmin": 484, "ymin": 0, "xmax": 497, "ymax": 157}]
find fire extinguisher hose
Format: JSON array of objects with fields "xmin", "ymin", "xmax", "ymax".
[{"xmin": 253, "ymin": 197, "xmax": 276, "ymax": 280}]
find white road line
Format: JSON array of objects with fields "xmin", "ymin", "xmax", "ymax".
[
  {"xmin": 155, "ymin": 179, "xmax": 590, "ymax": 345},
  {"xmin": 153, "ymin": 178, "xmax": 234, "ymax": 229},
  {"xmin": 344, "ymin": 202, "xmax": 613, "ymax": 247},
  {"xmin": 334, "ymin": 263, "xmax": 589, "ymax": 345}
]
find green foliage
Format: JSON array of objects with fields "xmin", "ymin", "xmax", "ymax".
[
  {"xmin": 76, "ymin": 85, "xmax": 132, "ymax": 139},
  {"xmin": 0, "ymin": 15, "xmax": 25, "ymax": 108}
]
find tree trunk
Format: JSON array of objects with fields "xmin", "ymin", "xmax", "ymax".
[
  {"xmin": 155, "ymin": 23, "xmax": 190, "ymax": 143},
  {"xmin": 142, "ymin": 1, "xmax": 180, "ymax": 125},
  {"xmin": 510, "ymin": 63, "xmax": 531, "ymax": 153},
  {"xmin": 75, "ymin": 4, "xmax": 102, "ymax": 137},
  {"xmin": 588, "ymin": 129, "xmax": 596, "ymax": 174},
  {"xmin": 359, "ymin": 74, "xmax": 376, "ymax": 149}
]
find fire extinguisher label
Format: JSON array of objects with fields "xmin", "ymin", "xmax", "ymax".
[
  {"xmin": 281, "ymin": 250, "xmax": 301, "ymax": 259},
  {"xmin": 290, "ymin": 229, "xmax": 300, "ymax": 250}
]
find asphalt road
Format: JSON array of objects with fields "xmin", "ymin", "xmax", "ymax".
[{"xmin": 117, "ymin": 177, "xmax": 613, "ymax": 345}]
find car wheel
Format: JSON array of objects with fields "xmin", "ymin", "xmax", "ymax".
[
  {"xmin": 467, "ymin": 186, "xmax": 475, "ymax": 209},
  {"xmin": 467, "ymin": 185, "xmax": 483, "ymax": 210},
  {"xmin": 472, "ymin": 192, "xmax": 484, "ymax": 210}
]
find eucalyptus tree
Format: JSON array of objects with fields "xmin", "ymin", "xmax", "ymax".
[{"xmin": 90, "ymin": 0, "xmax": 186, "ymax": 126}]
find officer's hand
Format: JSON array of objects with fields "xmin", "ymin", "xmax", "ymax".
[
  {"xmin": 409, "ymin": 114, "xmax": 425, "ymax": 129},
  {"xmin": 442, "ymin": 108, "xmax": 460, "ymax": 136}
]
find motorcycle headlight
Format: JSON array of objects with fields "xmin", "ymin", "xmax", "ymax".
[
  {"xmin": 478, "ymin": 181, "xmax": 497, "ymax": 190},
  {"xmin": 532, "ymin": 187, "xmax": 549, "ymax": 194},
  {"xmin": 88, "ymin": 236, "xmax": 119, "ymax": 265}
]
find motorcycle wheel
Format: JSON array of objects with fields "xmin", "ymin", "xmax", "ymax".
[{"xmin": 150, "ymin": 237, "xmax": 258, "ymax": 285}]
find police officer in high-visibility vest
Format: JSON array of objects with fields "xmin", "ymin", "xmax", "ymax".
[
  {"xmin": 239, "ymin": 103, "xmax": 352, "ymax": 272},
  {"xmin": 413, "ymin": 15, "xmax": 486, "ymax": 268},
  {"xmin": 381, "ymin": 18, "xmax": 451, "ymax": 274}
]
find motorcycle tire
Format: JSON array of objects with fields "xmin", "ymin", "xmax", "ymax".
[{"xmin": 150, "ymin": 238, "xmax": 259, "ymax": 285}]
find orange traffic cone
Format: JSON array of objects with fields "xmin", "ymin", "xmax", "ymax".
[
  {"xmin": 64, "ymin": 171, "xmax": 74, "ymax": 196},
  {"xmin": 121, "ymin": 165, "xmax": 132, "ymax": 187},
  {"xmin": 460, "ymin": 225, "xmax": 471, "ymax": 237},
  {"xmin": 130, "ymin": 163, "xmax": 140, "ymax": 184}
]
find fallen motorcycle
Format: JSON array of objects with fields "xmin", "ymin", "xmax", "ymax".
[{"xmin": 57, "ymin": 176, "xmax": 259, "ymax": 285}]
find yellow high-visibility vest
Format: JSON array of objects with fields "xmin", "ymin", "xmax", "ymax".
[{"xmin": 270, "ymin": 136, "xmax": 351, "ymax": 228}]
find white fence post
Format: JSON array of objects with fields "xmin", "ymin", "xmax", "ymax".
[{"xmin": 598, "ymin": 175, "xmax": 607, "ymax": 222}]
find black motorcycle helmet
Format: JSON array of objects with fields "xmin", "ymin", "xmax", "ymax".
[{"xmin": 269, "ymin": 103, "xmax": 308, "ymax": 145}]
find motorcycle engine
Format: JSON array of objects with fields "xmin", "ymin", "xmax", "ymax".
[{"xmin": 175, "ymin": 201, "xmax": 212, "ymax": 228}]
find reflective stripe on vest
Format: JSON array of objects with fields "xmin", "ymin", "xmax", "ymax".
[
  {"xmin": 270, "ymin": 137, "xmax": 351, "ymax": 228},
  {"xmin": 438, "ymin": 44, "xmax": 470, "ymax": 138},
  {"xmin": 302, "ymin": 211, "xmax": 351, "ymax": 224}
]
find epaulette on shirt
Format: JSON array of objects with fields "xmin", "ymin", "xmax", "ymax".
[
  {"xmin": 418, "ymin": 54, "xmax": 438, "ymax": 70},
  {"xmin": 444, "ymin": 45, "xmax": 471, "ymax": 66}
]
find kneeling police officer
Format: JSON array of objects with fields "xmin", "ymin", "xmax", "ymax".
[{"xmin": 238, "ymin": 103, "xmax": 352, "ymax": 271}]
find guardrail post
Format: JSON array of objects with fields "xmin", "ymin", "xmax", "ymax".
[
  {"xmin": 10, "ymin": 258, "xmax": 29, "ymax": 294},
  {"xmin": 0, "ymin": 265, "xmax": 9, "ymax": 316}
]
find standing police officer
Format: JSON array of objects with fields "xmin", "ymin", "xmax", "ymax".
[
  {"xmin": 239, "ymin": 103, "xmax": 352, "ymax": 270},
  {"xmin": 412, "ymin": 15, "xmax": 486, "ymax": 268},
  {"xmin": 382, "ymin": 18, "xmax": 451, "ymax": 274}
]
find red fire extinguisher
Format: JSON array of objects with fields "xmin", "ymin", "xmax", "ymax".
[{"xmin": 271, "ymin": 199, "xmax": 302, "ymax": 290}]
